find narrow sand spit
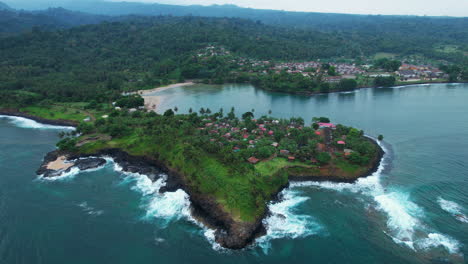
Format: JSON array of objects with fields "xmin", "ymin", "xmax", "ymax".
[
  {"xmin": 46, "ymin": 156, "xmax": 74, "ymax": 170},
  {"xmin": 137, "ymin": 82, "xmax": 195, "ymax": 111}
]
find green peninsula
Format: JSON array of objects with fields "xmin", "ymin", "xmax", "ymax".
[{"xmin": 52, "ymin": 108, "xmax": 383, "ymax": 248}]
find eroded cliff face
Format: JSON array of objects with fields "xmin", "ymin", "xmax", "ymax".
[
  {"xmin": 37, "ymin": 148, "xmax": 272, "ymax": 249},
  {"xmin": 37, "ymin": 137, "xmax": 384, "ymax": 249}
]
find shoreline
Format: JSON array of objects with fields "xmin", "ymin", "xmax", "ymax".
[
  {"xmin": 257, "ymin": 81, "xmax": 468, "ymax": 97},
  {"xmin": 136, "ymin": 80, "xmax": 466, "ymax": 108},
  {"xmin": 137, "ymin": 82, "xmax": 195, "ymax": 111},
  {"xmin": 36, "ymin": 136, "xmax": 385, "ymax": 249},
  {"xmin": 0, "ymin": 109, "xmax": 78, "ymax": 127}
]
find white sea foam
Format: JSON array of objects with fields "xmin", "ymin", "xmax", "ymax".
[
  {"xmin": 111, "ymin": 159, "xmax": 196, "ymax": 227},
  {"xmin": 0, "ymin": 115, "xmax": 74, "ymax": 130},
  {"xmin": 39, "ymin": 167, "xmax": 81, "ymax": 181},
  {"xmin": 438, "ymin": 197, "xmax": 468, "ymax": 223},
  {"xmin": 289, "ymin": 139, "xmax": 462, "ymax": 255},
  {"xmin": 257, "ymin": 188, "xmax": 325, "ymax": 253},
  {"xmin": 78, "ymin": 201, "xmax": 104, "ymax": 216},
  {"xmin": 39, "ymin": 160, "xmax": 107, "ymax": 181},
  {"xmin": 417, "ymin": 233, "xmax": 461, "ymax": 254}
]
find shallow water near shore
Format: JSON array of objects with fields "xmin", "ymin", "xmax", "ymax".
[{"xmin": 0, "ymin": 83, "xmax": 467, "ymax": 263}]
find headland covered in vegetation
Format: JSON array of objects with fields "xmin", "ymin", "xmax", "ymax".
[
  {"xmin": 0, "ymin": 1, "xmax": 462, "ymax": 250},
  {"xmin": 34, "ymin": 107, "xmax": 383, "ymax": 249}
]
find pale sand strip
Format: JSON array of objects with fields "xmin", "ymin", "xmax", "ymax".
[
  {"xmin": 47, "ymin": 156, "xmax": 75, "ymax": 170},
  {"xmin": 138, "ymin": 82, "xmax": 195, "ymax": 111}
]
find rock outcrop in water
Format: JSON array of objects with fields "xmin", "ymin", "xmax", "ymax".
[{"xmin": 36, "ymin": 151, "xmax": 106, "ymax": 178}]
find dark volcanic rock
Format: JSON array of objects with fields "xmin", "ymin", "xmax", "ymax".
[
  {"xmin": 74, "ymin": 158, "xmax": 106, "ymax": 170},
  {"xmin": 37, "ymin": 151, "xmax": 107, "ymax": 178},
  {"xmin": 35, "ymin": 138, "xmax": 385, "ymax": 249}
]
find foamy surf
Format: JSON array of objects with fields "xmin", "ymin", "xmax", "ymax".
[
  {"xmin": 39, "ymin": 167, "xmax": 81, "ymax": 181},
  {"xmin": 290, "ymin": 139, "xmax": 462, "ymax": 255},
  {"xmin": 0, "ymin": 115, "xmax": 74, "ymax": 130},
  {"xmin": 111, "ymin": 159, "xmax": 202, "ymax": 228},
  {"xmin": 39, "ymin": 158, "xmax": 107, "ymax": 181},
  {"xmin": 256, "ymin": 188, "xmax": 325, "ymax": 253},
  {"xmin": 438, "ymin": 197, "xmax": 468, "ymax": 223}
]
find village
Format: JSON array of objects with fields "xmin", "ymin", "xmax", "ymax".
[
  {"xmin": 195, "ymin": 113, "xmax": 375, "ymax": 167},
  {"xmin": 197, "ymin": 45, "xmax": 449, "ymax": 84}
]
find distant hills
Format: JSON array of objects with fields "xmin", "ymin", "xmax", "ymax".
[
  {"xmin": 0, "ymin": 0, "xmax": 466, "ymax": 63},
  {"xmin": 0, "ymin": 1, "xmax": 12, "ymax": 10},
  {"xmin": 0, "ymin": 5, "xmax": 123, "ymax": 35},
  {"xmin": 3, "ymin": 1, "xmax": 467, "ymax": 45}
]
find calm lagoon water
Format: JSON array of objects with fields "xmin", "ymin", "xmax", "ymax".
[{"xmin": 0, "ymin": 83, "xmax": 467, "ymax": 263}]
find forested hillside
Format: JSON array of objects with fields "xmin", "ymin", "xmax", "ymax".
[
  {"xmin": 3, "ymin": 1, "xmax": 467, "ymax": 61},
  {"xmin": 0, "ymin": 5, "xmax": 121, "ymax": 35},
  {"xmin": 0, "ymin": 1, "xmax": 12, "ymax": 10},
  {"xmin": 0, "ymin": 16, "xmax": 362, "ymax": 104}
]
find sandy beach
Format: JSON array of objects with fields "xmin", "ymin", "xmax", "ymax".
[
  {"xmin": 46, "ymin": 156, "xmax": 74, "ymax": 170},
  {"xmin": 137, "ymin": 82, "xmax": 194, "ymax": 111}
]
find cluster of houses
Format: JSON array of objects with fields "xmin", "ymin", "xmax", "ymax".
[
  {"xmin": 397, "ymin": 64, "xmax": 446, "ymax": 81},
  {"xmin": 196, "ymin": 117, "xmax": 353, "ymax": 165},
  {"xmin": 195, "ymin": 45, "xmax": 449, "ymax": 84}
]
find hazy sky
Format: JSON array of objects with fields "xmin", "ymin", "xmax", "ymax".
[{"xmin": 131, "ymin": 0, "xmax": 468, "ymax": 17}]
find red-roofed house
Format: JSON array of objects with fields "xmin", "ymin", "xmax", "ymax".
[
  {"xmin": 337, "ymin": 140, "xmax": 346, "ymax": 145},
  {"xmin": 248, "ymin": 157, "xmax": 260, "ymax": 164}
]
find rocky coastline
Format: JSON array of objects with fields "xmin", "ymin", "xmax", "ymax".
[
  {"xmin": 0, "ymin": 109, "xmax": 78, "ymax": 127},
  {"xmin": 36, "ymin": 137, "xmax": 385, "ymax": 249},
  {"xmin": 289, "ymin": 137, "xmax": 385, "ymax": 183}
]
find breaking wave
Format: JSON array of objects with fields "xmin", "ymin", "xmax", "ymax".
[
  {"xmin": 0, "ymin": 115, "xmax": 74, "ymax": 130},
  {"xmin": 112, "ymin": 161, "xmax": 192, "ymax": 223},
  {"xmin": 289, "ymin": 139, "xmax": 462, "ymax": 255},
  {"xmin": 256, "ymin": 188, "xmax": 325, "ymax": 253},
  {"xmin": 38, "ymin": 158, "xmax": 107, "ymax": 181},
  {"xmin": 438, "ymin": 197, "xmax": 468, "ymax": 223},
  {"xmin": 39, "ymin": 167, "xmax": 81, "ymax": 181}
]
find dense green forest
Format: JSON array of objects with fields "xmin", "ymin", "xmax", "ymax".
[
  {"xmin": 2, "ymin": 1, "xmax": 467, "ymax": 60},
  {"xmin": 0, "ymin": 16, "xmax": 390, "ymax": 105},
  {"xmin": 0, "ymin": 6, "xmax": 123, "ymax": 35},
  {"xmin": 0, "ymin": 10, "xmax": 466, "ymax": 108}
]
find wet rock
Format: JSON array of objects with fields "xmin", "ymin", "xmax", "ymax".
[{"xmin": 74, "ymin": 158, "xmax": 106, "ymax": 171}]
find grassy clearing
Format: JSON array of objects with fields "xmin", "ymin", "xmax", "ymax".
[
  {"xmin": 374, "ymin": 52, "xmax": 397, "ymax": 59},
  {"xmin": 255, "ymin": 158, "xmax": 313, "ymax": 177},
  {"xmin": 435, "ymin": 45, "xmax": 459, "ymax": 53},
  {"xmin": 334, "ymin": 159, "xmax": 361, "ymax": 174},
  {"xmin": 20, "ymin": 105, "xmax": 87, "ymax": 121},
  {"xmin": 19, "ymin": 102, "xmax": 112, "ymax": 122}
]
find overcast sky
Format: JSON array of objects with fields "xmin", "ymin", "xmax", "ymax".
[{"xmin": 129, "ymin": 0, "xmax": 468, "ymax": 17}]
